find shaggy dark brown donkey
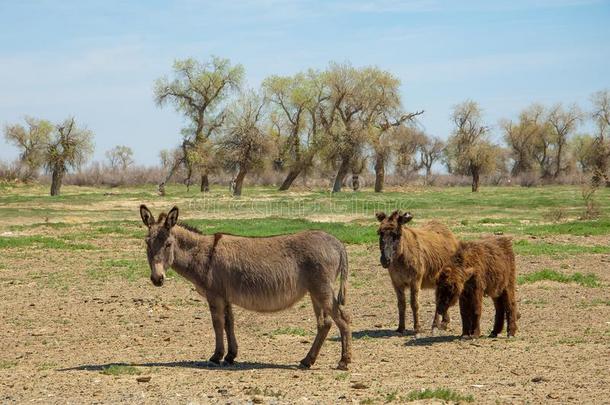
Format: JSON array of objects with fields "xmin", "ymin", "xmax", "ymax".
[
  {"xmin": 376, "ymin": 211, "xmax": 459, "ymax": 335},
  {"xmin": 433, "ymin": 236, "xmax": 518, "ymax": 338},
  {"xmin": 139, "ymin": 205, "xmax": 352, "ymax": 370}
]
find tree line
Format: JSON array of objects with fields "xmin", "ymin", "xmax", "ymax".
[{"xmin": 4, "ymin": 55, "xmax": 610, "ymax": 196}]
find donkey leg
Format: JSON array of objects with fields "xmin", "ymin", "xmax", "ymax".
[
  {"xmin": 393, "ymin": 284, "xmax": 407, "ymax": 334},
  {"xmin": 207, "ymin": 298, "xmax": 226, "ymax": 364},
  {"xmin": 505, "ymin": 288, "xmax": 518, "ymax": 337},
  {"xmin": 223, "ymin": 304, "xmax": 238, "ymax": 364},
  {"xmin": 409, "ymin": 282, "xmax": 421, "ymax": 336},
  {"xmin": 490, "ymin": 294, "xmax": 506, "ymax": 337},
  {"xmin": 300, "ymin": 300, "xmax": 332, "ymax": 369},
  {"xmin": 329, "ymin": 298, "xmax": 352, "ymax": 370},
  {"xmin": 459, "ymin": 293, "xmax": 472, "ymax": 337},
  {"xmin": 440, "ymin": 310, "xmax": 451, "ymax": 330},
  {"xmin": 470, "ymin": 289, "xmax": 483, "ymax": 338}
]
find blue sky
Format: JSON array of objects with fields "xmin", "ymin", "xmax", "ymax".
[{"xmin": 1, "ymin": 0, "xmax": 609, "ymax": 166}]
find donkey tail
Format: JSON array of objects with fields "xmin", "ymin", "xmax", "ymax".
[{"xmin": 337, "ymin": 246, "xmax": 348, "ymax": 306}]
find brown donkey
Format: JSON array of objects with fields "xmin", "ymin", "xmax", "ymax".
[
  {"xmin": 376, "ymin": 211, "xmax": 459, "ymax": 336},
  {"xmin": 139, "ymin": 205, "xmax": 352, "ymax": 370},
  {"xmin": 433, "ymin": 237, "xmax": 518, "ymax": 338}
]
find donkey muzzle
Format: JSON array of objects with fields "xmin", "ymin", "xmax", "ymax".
[{"xmin": 380, "ymin": 256, "xmax": 390, "ymax": 268}]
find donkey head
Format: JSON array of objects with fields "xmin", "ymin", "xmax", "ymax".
[
  {"xmin": 139, "ymin": 205, "xmax": 179, "ymax": 287},
  {"xmin": 435, "ymin": 266, "xmax": 475, "ymax": 315},
  {"xmin": 375, "ymin": 210, "xmax": 412, "ymax": 268}
]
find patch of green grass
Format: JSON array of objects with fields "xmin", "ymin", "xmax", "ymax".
[
  {"xmin": 0, "ymin": 360, "xmax": 17, "ymax": 369},
  {"xmin": 335, "ymin": 372, "xmax": 349, "ymax": 381},
  {"xmin": 518, "ymin": 269, "xmax": 601, "ymax": 287},
  {"xmin": 0, "ymin": 235, "xmax": 96, "ymax": 250},
  {"xmin": 101, "ymin": 364, "xmax": 141, "ymax": 376},
  {"xmin": 29, "ymin": 271, "xmax": 72, "ymax": 291},
  {"xmin": 524, "ymin": 219, "xmax": 610, "ymax": 237},
  {"xmin": 522, "ymin": 298, "xmax": 548, "ymax": 307},
  {"xmin": 577, "ymin": 298, "xmax": 610, "ymax": 307},
  {"xmin": 38, "ymin": 362, "xmax": 58, "ymax": 371},
  {"xmin": 269, "ymin": 327, "xmax": 309, "ymax": 336},
  {"xmin": 384, "ymin": 391, "xmax": 398, "ymax": 402},
  {"xmin": 404, "ymin": 388, "xmax": 474, "ymax": 403},
  {"xmin": 556, "ymin": 337, "xmax": 586, "ymax": 345},
  {"xmin": 88, "ymin": 258, "xmax": 148, "ymax": 282},
  {"xmin": 513, "ymin": 240, "xmax": 610, "ymax": 256}
]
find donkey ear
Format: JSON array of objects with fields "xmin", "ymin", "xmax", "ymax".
[
  {"xmin": 140, "ymin": 205, "xmax": 155, "ymax": 227},
  {"xmin": 165, "ymin": 206, "xmax": 179, "ymax": 229},
  {"xmin": 376, "ymin": 212, "xmax": 387, "ymax": 222},
  {"xmin": 398, "ymin": 211, "xmax": 413, "ymax": 225}
]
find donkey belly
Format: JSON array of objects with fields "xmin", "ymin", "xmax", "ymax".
[{"xmin": 229, "ymin": 286, "xmax": 308, "ymax": 313}]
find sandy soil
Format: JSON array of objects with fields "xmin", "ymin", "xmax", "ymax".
[{"xmin": 1, "ymin": 236, "xmax": 609, "ymax": 404}]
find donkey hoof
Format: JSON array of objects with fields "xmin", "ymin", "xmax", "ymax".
[
  {"xmin": 209, "ymin": 356, "xmax": 222, "ymax": 365},
  {"xmin": 489, "ymin": 332, "xmax": 498, "ymax": 338},
  {"xmin": 336, "ymin": 361, "xmax": 349, "ymax": 371},
  {"xmin": 299, "ymin": 358, "xmax": 312, "ymax": 369},
  {"xmin": 395, "ymin": 328, "xmax": 406, "ymax": 335}
]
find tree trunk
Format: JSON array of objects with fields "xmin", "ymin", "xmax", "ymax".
[
  {"xmin": 332, "ymin": 157, "xmax": 350, "ymax": 193},
  {"xmin": 279, "ymin": 167, "xmax": 302, "ymax": 191},
  {"xmin": 50, "ymin": 166, "xmax": 64, "ymax": 196},
  {"xmin": 352, "ymin": 174, "xmax": 360, "ymax": 191},
  {"xmin": 554, "ymin": 143, "xmax": 563, "ymax": 178},
  {"xmin": 471, "ymin": 169, "xmax": 480, "ymax": 192},
  {"xmin": 233, "ymin": 167, "xmax": 248, "ymax": 197},
  {"xmin": 374, "ymin": 155, "xmax": 385, "ymax": 193},
  {"xmin": 424, "ymin": 165, "xmax": 432, "ymax": 185},
  {"xmin": 200, "ymin": 173, "xmax": 210, "ymax": 192}
]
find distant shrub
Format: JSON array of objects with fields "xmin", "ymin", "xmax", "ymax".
[
  {"xmin": 61, "ymin": 162, "xmax": 165, "ymax": 187},
  {"xmin": 517, "ymin": 172, "xmax": 539, "ymax": 187},
  {"xmin": 543, "ymin": 207, "xmax": 567, "ymax": 223}
]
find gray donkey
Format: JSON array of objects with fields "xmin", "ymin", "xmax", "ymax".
[{"xmin": 139, "ymin": 205, "xmax": 352, "ymax": 370}]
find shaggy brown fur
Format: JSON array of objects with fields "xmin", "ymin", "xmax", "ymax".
[
  {"xmin": 433, "ymin": 236, "xmax": 518, "ymax": 338},
  {"xmin": 376, "ymin": 211, "xmax": 459, "ymax": 335},
  {"xmin": 140, "ymin": 205, "xmax": 352, "ymax": 370}
]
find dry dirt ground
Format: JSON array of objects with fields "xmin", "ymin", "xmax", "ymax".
[{"xmin": 1, "ymin": 225, "xmax": 609, "ymax": 404}]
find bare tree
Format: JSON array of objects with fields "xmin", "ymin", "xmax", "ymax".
[
  {"xmin": 4, "ymin": 117, "xmax": 53, "ymax": 181},
  {"xmin": 216, "ymin": 91, "xmax": 270, "ymax": 196},
  {"xmin": 445, "ymin": 101, "xmax": 498, "ymax": 192},
  {"xmin": 263, "ymin": 70, "xmax": 325, "ymax": 190},
  {"xmin": 547, "ymin": 103, "xmax": 582, "ymax": 178},
  {"xmin": 418, "ymin": 135, "xmax": 445, "ymax": 184},
  {"xmin": 105, "ymin": 145, "xmax": 134, "ymax": 171},
  {"xmin": 571, "ymin": 134, "xmax": 596, "ymax": 172},
  {"xmin": 360, "ymin": 67, "xmax": 423, "ymax": 192},
  {"xmin": 154, "ymin": 56, "xmax": 244, "ymax": 191},
  {"xmin": 590, "ymin": 90, "xmax": 610, "ymax": 186},
  {"xmin": 502, "ymin": 104, "xmax": 547, "ymax": 177},
  {"xmin": 394, "ymin": 126, "xmax": 426, "ymax": 178},
  {"xmin": 45, "ymin": 118, "xmax": 94, "ymax": 196},
  {"xmin": 319, "ymin": 63, "xmax": 369, "ymax": 193}
]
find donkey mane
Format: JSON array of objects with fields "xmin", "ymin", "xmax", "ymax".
[{"xmin": 177, "ymin": 222, "xmax": 204, "ymax": 235}]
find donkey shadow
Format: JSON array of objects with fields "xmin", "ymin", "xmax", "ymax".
[
  {"xmin": 328, "ymin": 328, "xmax": 411, "ymax": 341},
  {"xmin": 404, "ymin": 334, "xmax": 461, "ymax": 347},
  {"xmin": 59, "ymin": 360, "xmax": 297, "ymax": 373}
]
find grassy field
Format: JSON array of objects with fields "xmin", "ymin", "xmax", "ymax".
[{"xmin": 0, "ymin": 183, "xmax": 609, "ymax": 403}]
